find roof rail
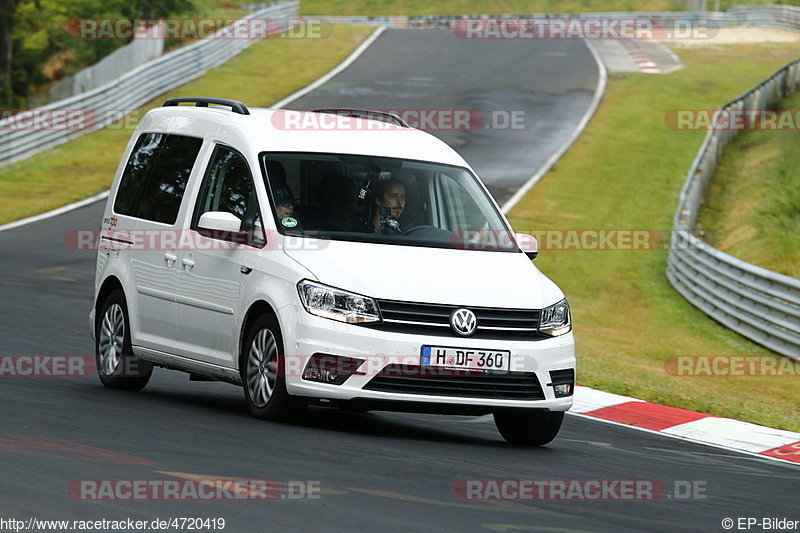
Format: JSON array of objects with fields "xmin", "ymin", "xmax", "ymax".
[
  {"xmin": 313, "ymin": 108, "xmax": 409, "ymax": 128},
  {"xmin": 163, "ymin": 97, "xmax": 250, "ymax": 115}
]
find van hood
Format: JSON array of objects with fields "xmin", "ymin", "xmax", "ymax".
[{"xmin": 283, "ymin": 239, "xmax": 563, "ymax": 309}]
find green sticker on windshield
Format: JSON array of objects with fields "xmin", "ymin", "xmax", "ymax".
[{"xmin": 281, "ymin": 217, "xmax": 298, "ymax": 228}]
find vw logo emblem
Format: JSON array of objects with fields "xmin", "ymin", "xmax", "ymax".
[{"xmin": 450, "ymin": 308, "xmax": 477, "ymax": 336}]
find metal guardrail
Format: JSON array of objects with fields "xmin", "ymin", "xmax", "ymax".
[
  {"xmin": 48, "ymin": 25, "xmax": 165, "ymax": 102},
  {"xmin": 726, "ymin": 4, "xmax": 800, "ymax": 31},
  {"xmin": 666, "ymin": 60, "xmax": 800, "ymax": 359},
  {"xmin": 0, "ymin": 1, "xmax": 298, "ymax": 168}
]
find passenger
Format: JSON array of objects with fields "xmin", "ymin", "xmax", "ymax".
[{"xmin": 274, "ymin": 185, "xmax": 296, "ymax": 220}]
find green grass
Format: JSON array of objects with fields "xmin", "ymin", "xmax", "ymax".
[
  {"xmin": 507, "ymin": 42, "xmax": 800, "ymax": 431},
  {"xmin": 0, "ymin": 25, "xmax": 374, "ymax": 225},
  {"xmin": 299, "ymin": 0, "xmax": 681, "ymax": 16},
  {"xmin": 191, "ymin": 0, "xmax": 249, "ymax": 19},
  {"xmin": 695, "ymin": 93, "xmax": 800, "ymax": 278}
]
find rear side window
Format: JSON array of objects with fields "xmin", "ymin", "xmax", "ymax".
[{"xmin": 114, "ymin": 133, "xmax": 203, "ymax": 224}]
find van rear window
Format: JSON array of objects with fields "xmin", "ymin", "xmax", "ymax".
[{"xmin": 114, "ymin": 133, "xmax": 203, "ymax": 224}]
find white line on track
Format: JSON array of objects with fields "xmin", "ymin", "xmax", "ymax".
[
  {"xmin": 567, "ymin": 412, "xmax": 800, "ymax": 467},
  {"xmin": 0, "ymin": 190, "xmax": 110, "ymax": 233}
]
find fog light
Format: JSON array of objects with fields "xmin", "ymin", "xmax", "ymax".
[
  {"xmin": 302, "ymin": 354, "xmax": 365, "ymax": 386},
  {"xmin": 302, "ymin": 367, "xmax": 320, "ymax": 380},
  {"xmin": 549, "ymin": 369, "xmax": 575, "ymax": 398},
  {"xmin": 553, "ymin": 383, "xmax": 573, "ymax": 397}
]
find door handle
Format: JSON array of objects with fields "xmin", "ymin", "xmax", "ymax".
[
  {"xmin": 181, "ymin": 258, "xmax": 195, "ymax": 269},
  {"xmin": 164, "ymin": 252, "xmax": 177, "ymax": 266}
]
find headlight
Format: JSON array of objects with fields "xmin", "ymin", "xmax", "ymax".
[
  {"xmin": 297, "ymin": 280, "xmax": 381, "ymax": 324},
  {"xmin": 539, "ymin": 299, "xmax": 571, "ymax": 337}
]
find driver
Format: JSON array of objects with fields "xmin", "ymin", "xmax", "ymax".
[{"xmin": 370, "ymin": 179, "xmax": 406, "ymax": 233}]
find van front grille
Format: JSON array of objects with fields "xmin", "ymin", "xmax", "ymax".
[
  {"xmin": 371, "ymin": 299, "xmax": 543, "ymax": 339},
  {"xmin": 363, "ymin": 364, "xmax": 545, "ymax": 400}
]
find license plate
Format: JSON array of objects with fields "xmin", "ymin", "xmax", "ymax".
[{"xmin": 421, "ymin": 345, "xmax": 511, "ymax": 372}]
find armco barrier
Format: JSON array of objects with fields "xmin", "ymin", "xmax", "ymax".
[
  {"xmin": 0, "ymin": 1, "xmax": 298, "ymax": 168},
  {"xmin": 666, "ymin": 61, "xmax": 800, "ymax": 359},
  {"xmin": 48, "ymin": 24, "xmax": 165, "ymax": 102},
  {"xmin": 726, "ymin": 4, "xmax": 800, "ymax": 31}
]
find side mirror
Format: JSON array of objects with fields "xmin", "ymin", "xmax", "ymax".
[
  {"xmin": 198, "ymin": 211, "xmax": 242, "ymax": 233},
  {"xmin": 515, "ymin": 232, "xmax": 538, "ymax": 260}
]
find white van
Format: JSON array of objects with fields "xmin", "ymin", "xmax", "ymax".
[{"xmin": 91, "ymin": 98, "xmax": 575, "ymax": 445}]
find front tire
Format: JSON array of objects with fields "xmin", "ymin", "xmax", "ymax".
[
  {"xmin": 95, "ymin": 289, "xmax": 153, "ymax": 391},
  {"xmin": 241, "ymin": 314, "xmax": 306, "ymax": 421},
  {"xmin": 494, "ymin": 410, "xmax": 564, "ymax": 446}
]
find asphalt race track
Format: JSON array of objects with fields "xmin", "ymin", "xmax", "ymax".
[
  {"xmin": 0, "ymin": 29, "xmax": 796, "ymax": 533},
  {"xmin": 287, "ymin": 29, "xmax": 600, "ymax": 205}
]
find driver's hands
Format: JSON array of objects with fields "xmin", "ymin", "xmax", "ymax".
[{"xmin": 381, "ymin": 219, "xmax": 402, "ymax": 234}]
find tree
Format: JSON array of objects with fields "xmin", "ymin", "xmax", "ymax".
[
  {"xmin": 0, "ymin": 0, "xmax": 21, "ymax": 105},
  {"xmin": 1, "ymin": 0, "xmax": 195, "ymax": 107}
]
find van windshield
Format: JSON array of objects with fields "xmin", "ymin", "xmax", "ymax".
[{"xmin": 260, "ymin": 152, "xmax": 517, "ymax": 251}]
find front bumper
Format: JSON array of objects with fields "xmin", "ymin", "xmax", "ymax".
[{"xmin": 278, "ymin": 305, "xmax": 576, "ymax": 412}]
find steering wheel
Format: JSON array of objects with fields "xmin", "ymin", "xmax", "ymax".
[{"xmin": 402, "ymin": 225, "xmax": 433, "ymax": 236}]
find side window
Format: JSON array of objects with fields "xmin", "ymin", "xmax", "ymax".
[
  {"xmin": 436, "ymin": 172, "xmax": 476, "ymax": 231},
  {"xmin": 114, "ymin": 134, "xmax": 160, "ymax": 218},
  {"xmin": 114, "ymin": 133, "xmax": 203, "ymax": 224},
  {"xmin": 193, "ymin": 146, "xmax": 264, "ymax": 247}
]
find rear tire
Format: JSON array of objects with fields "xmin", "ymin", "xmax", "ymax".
[
  {"xmin": 241, "ymin": 314, "xmax": 306, "ymax": 421},
  {"xmin": 95, "ymin": 289, "xmax": 153, "ymax": 391},
  {"xmin": 494, "ymin": 410, "xmax": 564, "ymax": 446}
]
